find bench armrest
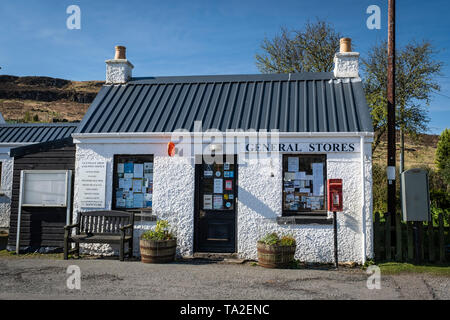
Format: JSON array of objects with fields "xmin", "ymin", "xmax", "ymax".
[
  {"xmin": 120, "ymin": 224, "xmax": 133, "ymax": 237},
  {"xmin": 64, "ymin": 223, "xmax": 79, "ymax": 230},
  {"xmin": 120, "ymin": 224, "xmax": 133, "ymax": 231}
]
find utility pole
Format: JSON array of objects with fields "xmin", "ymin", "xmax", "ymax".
[{"xmin": 387, "ymin": 0, "xmax": 397, "ymax": 243}]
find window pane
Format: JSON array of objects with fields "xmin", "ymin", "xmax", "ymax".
[
  {"xmin": 282, "ymin": 155, "xmax": 326, "ymax": 215},
  {"xmin": 114, "ymin": 155, "xmax": 153, "ymax": 209},
  {"xmin": 23, "ymin": 172, "xmax": 67, "ymax": 206}
]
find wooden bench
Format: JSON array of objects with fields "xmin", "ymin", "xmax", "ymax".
[{"xmin": 64, "ymin": 210, "xmax": 134, "ymax": 261}]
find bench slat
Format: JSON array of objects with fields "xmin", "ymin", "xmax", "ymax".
[{"xmin": 70, "ymin": 234, "xmax": 132, "ymax": 243}]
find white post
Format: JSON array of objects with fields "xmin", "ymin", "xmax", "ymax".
[
  {"xmin": 16, "ymin": 171, "xmax": 24, "ymax": 254},
  {"xmin": 360, "ymin": 135, "xmax": 367, "ymax": 265}
]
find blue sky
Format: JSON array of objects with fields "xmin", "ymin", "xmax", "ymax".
[{"xmin": 0, "ymin": 0, "xmax": 448, "ymax": 134}]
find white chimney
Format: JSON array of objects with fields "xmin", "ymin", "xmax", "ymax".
[
  {"xmin": 105, "ymin": 45, "xmax": 134, "ymax": 84},
  {"xmin": 333, "ymin": 38, "xmax": 359, "ymax": 78}
]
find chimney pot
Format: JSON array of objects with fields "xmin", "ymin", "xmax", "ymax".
[
  {"xmin": 333, "ymin": 38, "xmax": 359, "ymax": 79},
  {"xmin": 105, "ymin": 45, "xmax": 134, "ymax": 84},
  {"xmin": 114, "ymin": 45, "xmax": 126, "ymax": 60},
  {"xmin": 340, "ymin": 38, "xmax": 352, "ymax": 53}
]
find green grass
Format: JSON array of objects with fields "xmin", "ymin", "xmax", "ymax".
[
  {"xmin": 377, "ymin": 262, "xmax": 450, "ymax": 277},
  {"xmin": 0, "ymin": 249, "xmax": 63, "ymax": 260}
]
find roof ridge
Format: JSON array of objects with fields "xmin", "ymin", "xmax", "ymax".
[{"xmin": 127, "ymin": 72, "xmax": 335, "ymax": 85}]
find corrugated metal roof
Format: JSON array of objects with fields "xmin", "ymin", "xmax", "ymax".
[
  {"xmin": 0, "ymin": 123, "xmax": 78, "ymax": 144},
  {"xmin": 76, "ymin": 73, "xmax": 373, "ymax": 133}
]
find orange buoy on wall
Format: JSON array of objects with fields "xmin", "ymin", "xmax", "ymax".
[{"xmin": 167, "ymin": 141, "xmax": 175, "ymax": 156}]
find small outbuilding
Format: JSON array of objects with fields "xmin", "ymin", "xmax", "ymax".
[
  {"xmin": 1, "ymin": 124, "xmax": 78, "ymax": 252},
  {"xmin": 0, "ymin": 123, "xmax": 78, "ymax": 230}
]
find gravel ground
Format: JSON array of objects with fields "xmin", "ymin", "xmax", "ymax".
[{"xmin": 0, "ymin": 257, "xmax": 449, "ymax": 300}]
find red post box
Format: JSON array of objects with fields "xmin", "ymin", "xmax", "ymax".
[{"xmin": 327, "ymin": 179, "xmax": 343, "ymax": 212}]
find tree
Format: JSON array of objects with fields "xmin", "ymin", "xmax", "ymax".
[
  {"xmin": 361, "ymin": 41, "xmax": 442, "ymax": 154},
  {"xmin": 255, "ymin": 20, "xmax": 342, "ymax": 73},
  {"xmin": 255, "ymin": 23, "xmax": 442, "ymax": 157},
  {"xmin": 435, "ymin": 128, "xmax": 450, "ymax": 186}
]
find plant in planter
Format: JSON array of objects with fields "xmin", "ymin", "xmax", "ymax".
[
  {"xmin": 257, "ymin": 232, "xmax": 297, "ymax": 268},
  {"xmin": 140, "ymin": 220, "xmax": 177, "ymax": 263}
]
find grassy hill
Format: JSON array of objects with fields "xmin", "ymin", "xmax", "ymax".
[
  {"xmin": 373, "ymin": 133, "xmax": 439, "ymax": 169},
  {"xmin": 0, "ymin": 75, "xmax": 103, "ymax": 123}
]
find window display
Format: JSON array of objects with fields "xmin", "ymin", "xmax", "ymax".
[
  {"xmin": 113, "ymin": 155, "xmax": 153, "ymax": 209},
  {"xmin": 282, "ymin": 155, "xmax": 326, "ymax": 215}
]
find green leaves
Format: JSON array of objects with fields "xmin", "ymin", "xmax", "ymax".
[
  {"xmin": 255, "ymin": 20, "xmax": 341, "ymax": 73},
  {"xmin": 361, "ymin": 41, "xmax": 442, "ymax": 152},
  {"xmin": 435, "ymin": 128, "xmax": 450, "ymax": 186},
  {"xmin": 140, "ymin": 220, "xmax": 175, "ymax": 241},
  {"xmin": 258, "ymin": 232, "xmax": 296, "ymax": 246}
]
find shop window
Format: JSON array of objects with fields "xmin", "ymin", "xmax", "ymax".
[
  {"xmin": 113, "ymin": 155, "xmax": 153, "ymax": 210},
  {"xmin": 282, "ymin": 154, "xmax": 327, "ymax": 216}
]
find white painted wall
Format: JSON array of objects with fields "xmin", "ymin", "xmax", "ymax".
[
  {"xmin": 72, "ymin": 134, "xmax": 373, "ymax": 263},
  {"xmin": 0, "ymin": 148, "xmax": 15, "ymax": 228},
  {"xmin": 237, "ymin": 138, "xmax": 373, "ymax": 263}
]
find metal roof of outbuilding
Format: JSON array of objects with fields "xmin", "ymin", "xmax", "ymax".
[
  {"xmin": 76, "ymin": 73, "xmax": 373, "ymax": 134},
  {"xmin": 0, "ymin": 123, "xmax": 78, "ymax": 144}
]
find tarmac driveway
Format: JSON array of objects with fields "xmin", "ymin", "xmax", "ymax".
[{"xmin": 0, "ymin": 257, "xmax": 449, "ymax": 300}]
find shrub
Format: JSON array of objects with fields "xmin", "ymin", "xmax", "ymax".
[
  {"xmin": 435, "ymin": 128, "xmax": 450, "ymax": 187},
  {"xmin": 140, "ymin": 220, "xmax": 175, "ymax": 241},
  {"xmin": 280, "ymin": 235, "xmax": 296, "ymax": 246},
  {"xmin": 258, "ymin": 232, "xmax": 296, "ymax": 246},
  {"xmin": 259, "ymin": 232, "xmax": 279, "ymax": 245}
]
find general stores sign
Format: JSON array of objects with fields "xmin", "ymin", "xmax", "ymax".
[{"xmin": 245, "ymin": 142, "xmax": 358, "ymax": 153}]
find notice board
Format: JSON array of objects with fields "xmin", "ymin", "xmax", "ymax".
[
  {"xmin": 21, "ymin": 170, "xmax": 71, "ymax": 207},
  {"xmin": 78, "ymin": 160, "xmax": 107, "ymax": 208}
]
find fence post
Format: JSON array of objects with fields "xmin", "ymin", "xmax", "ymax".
[
  {"xmin": 439, "ymin": 212, "xmax": 445, "ymax": 263},
  {"xmin": 419, "ymin": 222, "xmax": 424, "ymax": 262},
  {"xmin": 407, "ymin": 222, "xmax": 414, "ymax": 261},
  {"xmin": 428, "ymin": 221, "xmax": 434, "ymax": 262},
  {"xmin": 395, "ymin": 213, "xmax": 402, "ymax": 261},
  {"xmin": 385, "ymin": 213, "xmax": 391, "ymax": 261},
  {"xmin": 374, "ymin": 212, "xmax": 380, "ymax": 262}
]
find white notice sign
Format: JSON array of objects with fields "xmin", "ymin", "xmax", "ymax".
[
  {"xmin": 312, "ymin": 163, "xmax": 324, "ymax": 196},
  {"xmin": 288, "ymin": 157, "xmax": 299, "ymax": 172},
  {"xmin": 79, "ymin": 160, "xmax": 107, "ymax": 208},
  {"xmin": 214, "ymin": 179, "xmax": 223, "ymax": 194}
]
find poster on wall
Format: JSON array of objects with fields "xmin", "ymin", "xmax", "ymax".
[
  {"xmin": 214, "ymin": 179, "xmax": 223, "ymax": 194},
  {"xmin": 203, "ymin": 194, "xmax": 212, "ymax": 210},
  {"xmin": 133, "ymin": 163, "xmax": 144, "ymax": 178},
  {"xmin": 79, "ymin": 160, "xmax": 107, "ymax": 208},
  {"xmin": 213, "ymin": 195, "xmax": 223, "ymax": 209},
  {"xmin": 287, "ymin": 157, "xmax": 299, "ymax": 172},
  {"xmin": 312, "ymin": 163, "xmax": 324, "ymax": 196}
]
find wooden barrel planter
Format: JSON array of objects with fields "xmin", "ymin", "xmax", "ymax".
[
  {"xmin": 257, "ymin": 242, "xmax": 296, "ymax": 268},
  {"xmin": 140, "ymin": 238, "xmax": 177, "ymax": 263}
]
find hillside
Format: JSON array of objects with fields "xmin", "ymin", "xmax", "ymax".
[
  {"xmin": 0, "ymin": 75, "xmax": 440, "ymax": 167},
  {"xmin": 0, "ymin": 75, "xmax": 103, "ymax": 122},
  {"xmin": 373, "ymin": 133, "xmax": 439, "ymax": 169}
]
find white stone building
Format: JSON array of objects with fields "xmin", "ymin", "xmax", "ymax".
[{"xmin": 71, "ymin": 41, "xmax": 374, "ymax": 264}]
